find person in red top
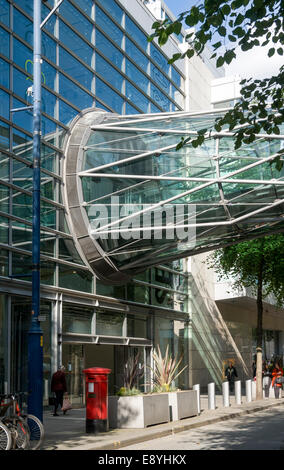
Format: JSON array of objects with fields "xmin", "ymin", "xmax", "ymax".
[
  {"xmin": 271, "ymin": 362, "xmax": 284, "ymax": 399},
  {"xmin": 51, "ymin": 365, "xmax": 67, "ymax": 416}
]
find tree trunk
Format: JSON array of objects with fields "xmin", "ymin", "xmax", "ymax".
[{"xmin": 256, "ymin": 256, "xmax": 264, "ymax": 400}]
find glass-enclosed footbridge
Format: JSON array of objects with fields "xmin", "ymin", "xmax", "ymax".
[{"xmin": 63, "ymin": 108, "xmax": 284, "ymax": 284}]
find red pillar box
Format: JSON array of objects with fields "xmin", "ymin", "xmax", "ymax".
[{"xmin": 83, "ymin": 367, "xmax": 111, "ymax": 434}]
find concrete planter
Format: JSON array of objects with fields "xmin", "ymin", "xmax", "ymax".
[
  {"xmin": 168, "ymin": 390, "xmax": 199, "ymax": 421},
  {"xmin": 108, "ymin": 393, "xmax": 170, "ymax": 429}
]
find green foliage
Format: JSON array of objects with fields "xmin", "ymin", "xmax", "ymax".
[
  {"xmin": 149, "ymin": 0, "xmax": 284, "ymax": 170},
  {"xmin": 116, "ymin": 387, "xmax": 141, "ymax": 396},
  {"xmin": 150, "ymin": 345, "xmax": 187, "ymax": 393},
  {"xmin": 207, "ymin": 234, "xmax": 284, "ymax": 307}
]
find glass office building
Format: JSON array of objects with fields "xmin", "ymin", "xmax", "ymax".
[{"xmin": 0, "ymin": 0, "xmax": 189, "ymax": 403}]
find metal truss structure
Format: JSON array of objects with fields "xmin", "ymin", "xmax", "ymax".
[{"xmin": 63, "ymin": 108, "xmax": 284, "ymax": 284}]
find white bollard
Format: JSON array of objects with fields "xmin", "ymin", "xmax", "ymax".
[
  {"xmin": 193, "ymin": 384, "xmax": 201, "ymax": 414},
  {"xmin": 246, "ymin": 379, "xmax": 252, "ymax": 402},
  {"xmin": 235, "ymin": 380, "xmax": 242, "ymax": 405},
  {"xmin": 251, "ymin": 380, "xmax": 256, "ymax": 400},
  {"xmin": 208, "ymin": 382, "xmax": 216, "ymax": 410},
  {"xmin": 222, "ymin": 381, "xmax": 230, "ymax": 407}
]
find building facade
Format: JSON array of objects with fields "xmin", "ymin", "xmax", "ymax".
[{"xmin": 0, "ymin": 0, "xmax": 283, "ymax": 407}]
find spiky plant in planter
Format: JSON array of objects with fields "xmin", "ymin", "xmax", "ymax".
[
  {"xmin": 151, "ymin": 345, "xmax": 187, "ymax": 393},
  {"xmin": 117, "ymin": 352, "xmax": 144, "ymax": 396}
]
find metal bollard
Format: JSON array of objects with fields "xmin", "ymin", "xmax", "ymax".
[
  {"xmin": 246, "ymin": 379, "xmax": 252, "ymax": 402},
  {"xmin": 208, "ymin": 382, "xmax": 216, "ymax": 410},
  {"xmin": 193, "ymin": 384, "xmax": 201, "ymax": 414},
  {"xmin": 222, "ymin": 381, "xmax": 230, "ymax": 407},
  {"xmin": 235, "ymin": 380, "xmax": 242, "ymax": 405}
]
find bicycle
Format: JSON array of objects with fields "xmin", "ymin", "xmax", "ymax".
[{"xmin": 0, "ymin": 393, "xmax": 44, "ymax": 450}]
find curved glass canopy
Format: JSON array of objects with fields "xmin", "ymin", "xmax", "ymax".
[{"xmin": 63, "ymin": 108, "xmax": 284, "ymax": 284}]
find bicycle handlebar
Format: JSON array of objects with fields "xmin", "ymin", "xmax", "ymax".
[{"xmin": 0, "ymin": 392, "xmax": 29, "ymax": 400}]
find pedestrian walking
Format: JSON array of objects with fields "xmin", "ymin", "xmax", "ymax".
[
  {"xmin": 262, "ymin": 362, "xmax": 272, "ymax": 398},
  {"xmin": 225, "ymin": 362, "xmax": 238, "ymax": 393},
  {"xmin": 271, "ymin": 362, "xmax": 284, "ymax": 399},
  {"xmin": 51, "ymin": 365, "xmax": 68, "ymax": 416}
]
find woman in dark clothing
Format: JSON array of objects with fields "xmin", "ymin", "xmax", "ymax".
[
  {"xmin": 51, "ymin": 365, "xmax": 67, "ymax": 416},
  {"xmin": 225, "ymin": 362, "xmax": 238, "ymax": 393}
]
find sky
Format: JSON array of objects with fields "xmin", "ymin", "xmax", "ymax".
[{"xmin": 163, "ymin": 0, "xmax": 283, "ymax": 80}]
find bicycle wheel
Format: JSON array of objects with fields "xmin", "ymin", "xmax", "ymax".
[
  {"xmin": 0, "ymin": 422, "xmax": 12, "ymax": 450},
  {"xmin": 24, "ymin": 415, "xmax": 44, "ymax": 450},
  {"xmin": 2, "ymin": 416, "xmax": 29, "ymax": 450}
]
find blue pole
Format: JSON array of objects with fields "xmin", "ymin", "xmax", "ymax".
[{"xmin": 28, "ymin": 0, "xmax": 43, "ymax": 422}]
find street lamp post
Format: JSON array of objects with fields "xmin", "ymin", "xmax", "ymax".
[{"xmin": 28, "ymin": 0, "xmax": 43, "ymax": 422}]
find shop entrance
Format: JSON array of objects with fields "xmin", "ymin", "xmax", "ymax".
[{"xmin": 62, "ymin": 343, "xmax": 150, "ymax": 405}]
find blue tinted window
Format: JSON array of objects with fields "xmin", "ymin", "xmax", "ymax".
[
  {"xmin": 42, "ymin": 115, "xmax": 57, "ymax": 139},
  {"xmin": 171, "ymin": 67, "xmax": 182, "ymax": 89},
  {"xmin": 150, "ymin": 64, "xmax": 170, "ymax": 94},
  {"xmin": 13, "ymin": 67, "xmax": 31, "ymax": 100},
  {"xmin": 0, "ymin": 27, "xmax": 9, "ymax": 58},
  {"xmin": 97, "ymin": 0, "xmax": 123, "ymax": 25},
  {"xmin": 125, "ymin": 60, "xmax": 148, "ymax": 94},
  {"xmin": 42, "ymin": 32, "xmax": 56, "ymax": 64},
  {"xmin": 59, "ymin": 20, "xmax": 93, "ymax": 66},
  {"xmin": 125, "ymin": 38, "xmax": 148, "ymax": 71},
  {"xmin": 42, "ymin": 61, "xmax": 57, "ymax": 90},
  {"xmin": 59, "ymin": 99, "xmax": 79, "ymax": 126},
  {"xmin": 96, "ymin": 78, "xmax": 124, "ymax": 114},
  {"xmin": 0, "ymin": 90, "xmax": 9, "ymax": 120},
  {"xmin": 13, "ymin": 0, "xmax": 33, "ymax": 16},
  {"xmin": 59, "ymin": 47, "xmax": 93, "ymax": 90},
  {"xmin": 126, "ymin": 81, "xmax": 149, "ymax": 113},
  {"xmin": 171, "ymin": 86, "xmax": 184, "ymax": 107},
  {"xmin": 96, "ymin": 30, "xmax": 123, "ymax": 69},
  {"xmin": 150, "ymin": 43, "xmax": 169, "ymax": 74},
  {"xmin": 13, "ymin": 9, "xmax": 33, "ymax": 45},
  {"xmin": 59, "ymin": 74, "xmax": 93, "ymax": 109},
  {"xmin": 42, "ymin": 88, "xmax": 57, "ymax": 119},
  {"xmin": 96, "ymin": 6, "xmax": 123, "ymax": 48},
  {"xmin": 96, "ymin": 55, "xmax": 123, "ymax": 93},
  {"xmin": 95, "ymin": 101, "xmax": 111, "ymax": 112},
  {"xmin": 150, "ymin": 103, "xmax": 162, "ymax": 113},
  {"xmin": 125, "ymin": 16, "xmax": 147, "ymax": 51},
  {"xmin": 150, "ymin": 84, "xmax": 171, "ymax": 112},
  {"xmin": 13, "ymin": 39, "xmax": 32, "ymax": 72},
  {"xmin": 75, "ymin": 0, "xmax": 93, "ymax": 16},
  {"xmin": 0, "ymin": 0, "xmax": 9, "ymax": 26},
  {"xmin": 0, "ymin": 58, "xmax": 9, "ymax": 88},
  {"xmin": 125, "ymin": 103, "xmax": 140, "ymax": 115},
  {"xmin": 12, "ymin": 98, "xmax": 32, "ymax": 132},
  {"xmin": 59, "ymin": 0, "xmax": 93, "ymax": 42},
  {"xmin": 0, "ymin": 120, "xmax": 9, "ymax": 149},
  {"xmin": 42, "ymin": 4, "xmax": 56, "ymax": 36}
]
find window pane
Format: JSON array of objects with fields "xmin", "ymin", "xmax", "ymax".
[
  {"xmin": 97, "ymin": 0, "xmax": 123, "ymax": 25},
  {"xmin": 75, "ymin": 0, "xmax": 93, "ymax": 16},
  {"xmin": 0, "ymin": 0, "xmax": 10, "ymax": 26},
  {"xmin": 125, "ymin": 38, "xmax": 148, "ymax": 71},
  {"xmin": 42, "ymin": 61, "xmax": 57, "ymax": 90},
  {"xmin": 59, "ymin": 20, "xmax": 93, "ymax": 66},
  {"xmin": 150, "ymin": 83, "xmax": 171, "ymax": 112},
  {"xmin": 0, "ymin": 58, "xmax": 9, "ymax": 88},
  {"xmin": 63, "ymin": 304, "xmax": 93, "ymax": 334},
  {"xmin": 126, "ymin": 81, "xmax": 149, "ymax": 113},
  {"xmin": 59, "ymin": 74, "xmax": 93, "ymax": 109},
  {"xmin": 96, "ymin": 78, "xmax": 124, "ymax": 113},
  {"xmin": 13, "ymin": 9, "xmax": 33, "ymax": 45},
  {"xmin": 59, "ymin": 265, "xmax": 93, "ymax": 293},
  {"xmin": 13, "ymin": 0, "xmax": 33, "ymax": 16},
  {"xmin": 42, "ymin": 32, "xmax": 56, "ymax": 64},
  {"xmin": 96, "ymin": 30, "xmax": 123, "ymax": 69},
  {"xmin": 0, "ymin": 90, "xmax": 9, "ymax": 120},
  {"xmin": 96, "ymin": 6, "xmax": 123, "ymax": 48},
  {"xmin": 59, "ymin": 0, "xmax": 93, "ymax": 42},
  {"xmin": 150, "ymin": 43, "xmax": 169, "ymax": 74},
  {"xmin": 127, "ymin": 314, "xmax": 148, "ymax": 338},
  {"xmin": 126, "ymin": 60, "xmax": 148, "ymax": 94},
  {"xmin": 13, "ymin": 38, "xmax": 32, "ymax": 70},
  {"xmin": 59, "ymin": 99, "xmax": 79, "ymax": 126},
  {"xmin": 150, "ymin": 64, "xmax": 170, "ymax": 94},
  {"xmin": 125, "ymin": 16, "xmax": 147, "ymax": 51},
  {"xmin": 171, "ymin": 67, "xmax": 182, "ymax": 89},
  {"xmin": 59, "ymin": 47, "xmax": 93, "ymax": 90},
  {"xmin": 0, "ymin": 27, "xmax": 9, "ymax": 58},
  {"xmin": 96, "ymin": 311, "xmax": 124, "ymax": 336},
  {"xmin": 12, "ymin": 99, "xmax": 32, "ymax": 133},
  {"xmin": 96, "ymin": 54, "xmax": 123, "ymax": 93},
  {"xmin": 42, "ymin": 89, "xmax": 57, "ymax": 120},
  {"xmin": 0, "ymin": 121, "xmax": 9, "ymax": 149}
]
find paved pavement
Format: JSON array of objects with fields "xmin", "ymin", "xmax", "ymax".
[{"xmin": 41, "ymin": 394, "xmax": 284, "ymax": 450}]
